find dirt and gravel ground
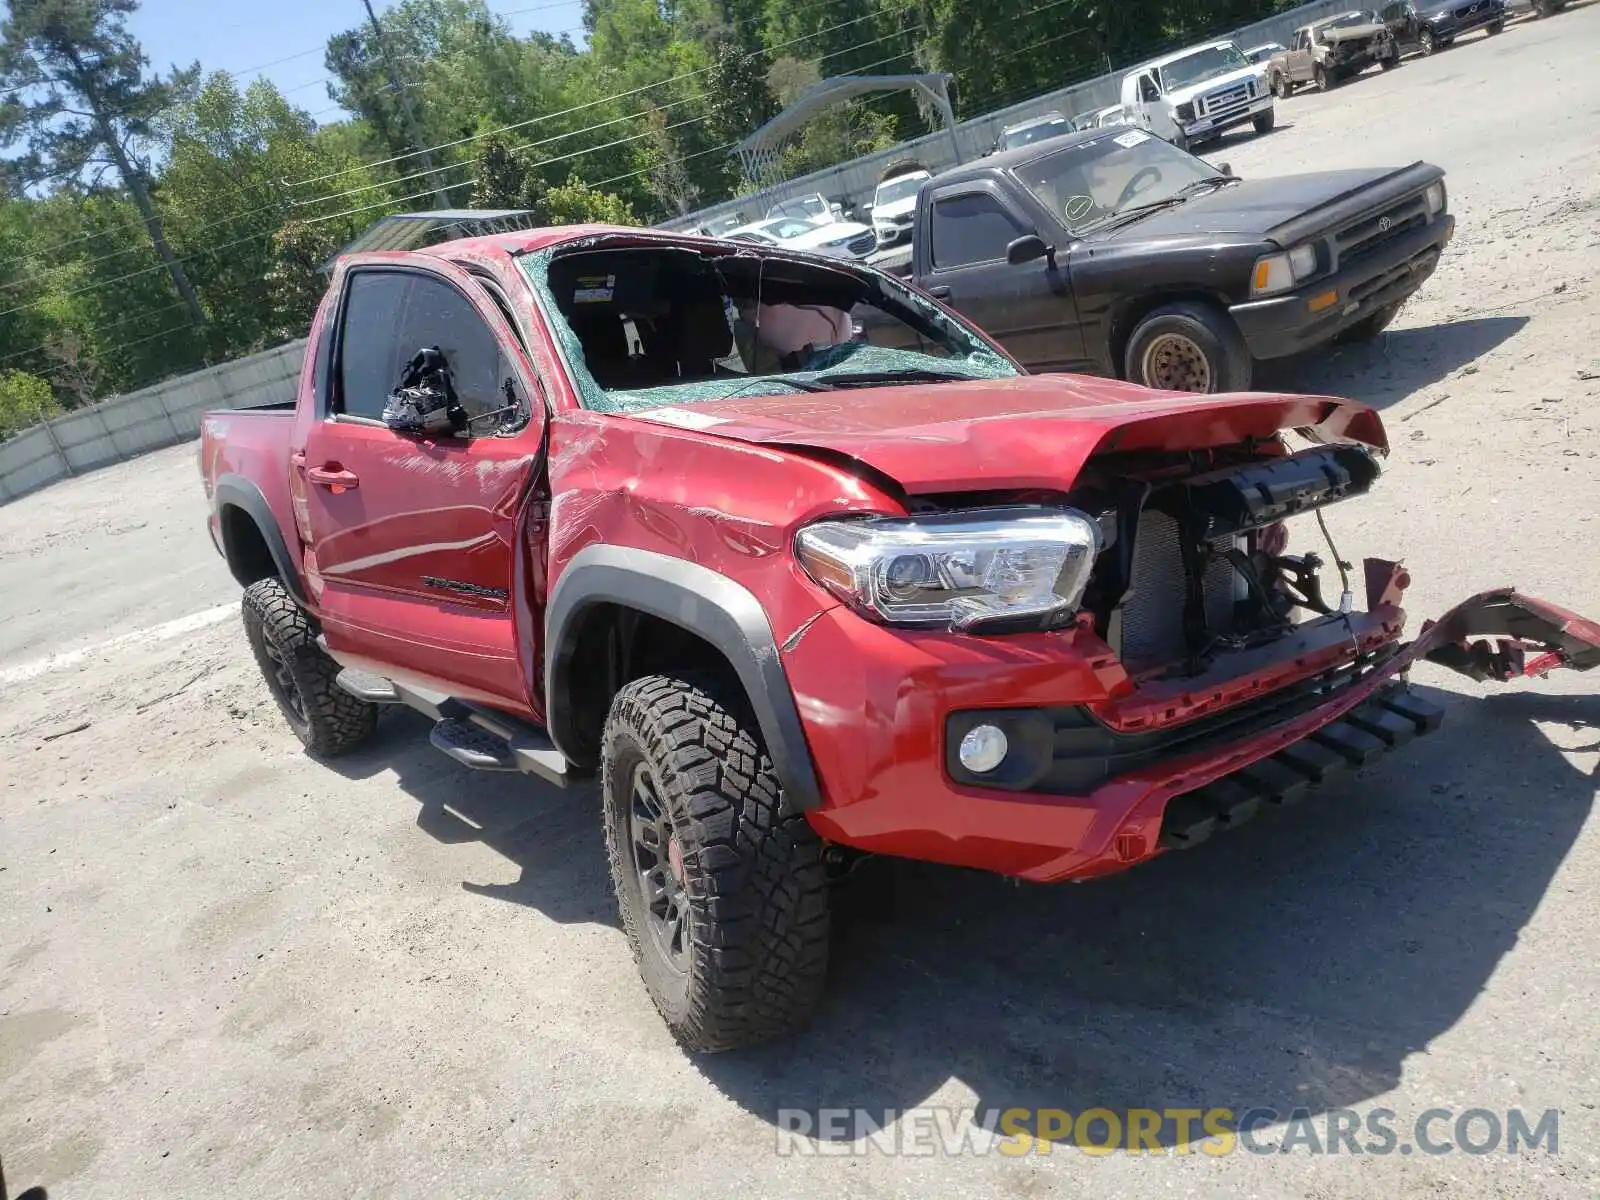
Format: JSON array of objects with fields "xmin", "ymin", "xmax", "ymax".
[{"xmin": 3, "ymin": 9, "xmax": 1599, "ymax": 1198}]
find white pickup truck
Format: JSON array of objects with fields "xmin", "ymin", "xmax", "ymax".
[{"xmin": 1119, "ymin": 39, "xmax": 1276, "ymax": 151}]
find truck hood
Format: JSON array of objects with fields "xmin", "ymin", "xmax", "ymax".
[
  {"xmin": 1096, "ymin": 167, "xmax": 1409, "ymax": 241},
  {"xmin": 1321, "ymin": 22, "xmax": 1388, "ymax": 42},
  {"xmin": 873, "ymin": 193, "xmax": 921, "ymax": 221},
  {"xmin": 633, "ymin": 375, "xmax": 1386, "ymax": 495}
]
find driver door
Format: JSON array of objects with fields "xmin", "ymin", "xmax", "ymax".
[
  {"xmin": 1290, "ymin": 29, "xmax": 1314, "ymax": 80},
  {"xmin": 917, "ymin": 180, "xmax": 1088, "ymax": 374},
  {"xmin": 292, "ymin": 259, "xmax": 547, "ymax": 711}
]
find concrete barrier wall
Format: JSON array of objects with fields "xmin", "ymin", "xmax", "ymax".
[
  {"xmin": 0, "ymin": 339, "xmax": 304, "ymax": 505},
  {"xmin": 662, "ymin": 0, "xmax": 1357, "ymax": 231}
]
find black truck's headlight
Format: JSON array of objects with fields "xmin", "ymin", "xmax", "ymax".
[
  {"xmin": 1425, "ymin": 181, "xmax": 1446, "ymax": 214},
  {"xmin": 795, "ymin": 506, "xmax": 1101, "ymax": 631},
  {"xmin": 1250, "ymin": 243, "xmax": 1319, "ymax": 296}
]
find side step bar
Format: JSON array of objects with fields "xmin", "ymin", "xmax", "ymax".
[
  {"xmin": 334, "ymin": 667, "xmax": 569, "ymax": 787},
  {"xmin": 1158, "ymin": 687, "xmax": 1445, "ymax": 850}
]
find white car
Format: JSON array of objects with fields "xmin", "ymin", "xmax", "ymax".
[
  {"xmin": 870, "ymin": 169, "xmax": 931, "ymax": 250},
  {"xmin": 725, "ymin": 216, "xmax": 877, "ymax": 260},
  {"xmin": 1093, "ymin": 104, "xmax": 1131, "ymax": 128},
  {"xmin": 1120, "ymin": 39, "xmax": 1275, "ymax": 151}
]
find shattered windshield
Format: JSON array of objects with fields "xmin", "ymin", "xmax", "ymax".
[
  {"xmin": 520, "ymin": 244, "xmax": 1017, "ymax": 414},
  {"xmin": 1159, "ymin": 44, "xmax": 1250, "ymax": 90},
  {"xmin": 1015, "ymin": 129, "xmax": 1228, "ymax": 235}
]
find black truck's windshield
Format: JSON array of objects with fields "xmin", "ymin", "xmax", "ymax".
[{"xmin": 1014, "ymin": 130, "xmax": 1227, "ymax": 236}]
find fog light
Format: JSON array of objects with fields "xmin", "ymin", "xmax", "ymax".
[{"xmin": 958, "ymin": 724, "xmax": 1009, "ymax": 774}]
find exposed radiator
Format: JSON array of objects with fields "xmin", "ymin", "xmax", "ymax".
[{"xmin": 1112, "ymin": 509, "xmax": 1242, "ymax": 668}]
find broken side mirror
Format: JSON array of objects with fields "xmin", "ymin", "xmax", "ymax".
[
  {"xmin": 1006, "ymin": 234, "xmax": 1053, "ymax": 267},
  {"xmin": 383, "ymin": 346, "xmax": 468, "ymax": 437}
]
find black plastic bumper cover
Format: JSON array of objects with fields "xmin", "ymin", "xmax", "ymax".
[{"xmin": 1158, "ymin": 685, "xmax": 1444, "ymax": 849}]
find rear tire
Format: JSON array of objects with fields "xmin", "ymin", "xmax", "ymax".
[
  {"xmin": 1486, "ymin": 19, "xmax": 1504, "ymax": 33},
  {"xmin": 601, "ymin": 673, "xmax": 830, "ymax": 1053},
  {"xmin": 1124, "ymin": 301, "xmax": 1252, "ymax": 394},
  {"xmin": 1314, "ymin": 64, "xmax": 1336, "ymax": 91},
  {"xmin": 1380, "ymin": 48, "xmax": 1401, "ymax": 68},
  {"xmin": 241, "ymin": 578, "xmax": 378, "ymax": 757},
  {"xmin": 1334, "ymin": 301, "xmax": 1403, "ymax": 345},
  {"xmin": 1253, "ymin": 108, "xmax": 1276, "ymax": 134}
]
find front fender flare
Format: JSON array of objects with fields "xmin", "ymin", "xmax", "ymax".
[
  {"xmin": 213, "ymin": 474, "xmax": 309, "ymax": 608},
  {"xmin": 545, "ymin": 545, "xmax": 823, "ymax": 811}
]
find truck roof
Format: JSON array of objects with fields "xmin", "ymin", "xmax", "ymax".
[
  {"xmin": 933, "ymin": 127, "xmax": 1108, "ymax": 181},
  {"xmin": 1136, "ymin": 39, "xmax": 1241, "ymax": 72}
]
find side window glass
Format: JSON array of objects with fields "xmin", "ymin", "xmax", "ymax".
[
  {"xmin": 337, "ymin": 272, "xmax": 412, "ymax": 420},
  {"xmin": 931, "ymin": 193, "xmax": 1027, "ymax": 269},
  {"xmin": 399, "ymin": 276, "xmax": 511, "ymax": 426},
  {"xmin": 1139, "ymin": 74, "xmax": 1160, "ymax": 101}
]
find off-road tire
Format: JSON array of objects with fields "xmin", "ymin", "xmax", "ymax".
[
  {"xmin": 601, "ymin": 673, "xmax": 830, "ymax": 1053},
  {"xmin": 241, "ymin": 578, "xmax": 379, "ymax": 757},
  {"xmin": 1125, "ymin": 301, "xmax": 1252, "ymax": 394},
  {"xmin": 1253, "ymin": 108, "xmax": 1276, "ymax": 134},
  {"xmin": 1333, "ymin": 301, "xmax": 1403, "ymax": 345}
]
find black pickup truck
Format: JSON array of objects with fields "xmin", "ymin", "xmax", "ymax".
[{"xmin": 903, "ymin": 127, "xmax": 1455, "ymax": 392}]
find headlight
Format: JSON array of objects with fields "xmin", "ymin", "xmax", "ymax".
[
  {"xmin": 794, "ymin": 506, "xmax": 1101, "ymax": 632},
  {"xmin": 1175, "ymin": 101, "xmax": 1196, "ymax": 121},
  {"xmin": 1251, "ymin": 243, "xmax": 1319, "ymax": 296},
  {"xmin": 1424, "ymin": 181, "xmax": 1446, "ymax": 214}
]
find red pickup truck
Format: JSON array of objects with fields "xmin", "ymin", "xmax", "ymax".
[{"xmin": 200, "ymin": 224, "xmax": 1599, "ymax": 1052}]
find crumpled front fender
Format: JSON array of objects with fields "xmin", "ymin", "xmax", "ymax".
[{"xmin": 1413, "ymin": 587, "xmax": 1600, "ymax": 683}]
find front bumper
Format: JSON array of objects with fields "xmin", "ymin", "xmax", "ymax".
[
  {"xmin": 783, "ymin": 579, "xmax": 1598, "ymax": 884},
  {"xmin": 1182, "ymin": 95, "xmax": 1274, "ymax": 138},
  {"xmin": 1230, "ymin": 213, "xmax": 1454, "ymax": 360},
  {"xmin": 875, "ymin": 222, "xmax": 913, "ymax": 248}
]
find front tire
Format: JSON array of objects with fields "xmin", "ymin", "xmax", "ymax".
[
  {"xmin": 241, "ymin": 578, "xmax": 378, "ymax": 757},
  {"xmin": 1253, "ymin": 108, "xmax": 1276, "ymax": 134},
  {"xmin": 1380, "ymin": 48, "xmax": 1401, "ymax": 68},
  {"xmin": 1419, "ymin": 27, "xmax": 1437, "ymax": 53},
  {"xmin": 1486, "ymin": 19, "xmax": 1504, "ymax": 33},
  {"xmin": 1272, "ymin": 71, "xmax": 1293, "ymax": 99},
  {"xmin": 1124, "ymin": 301, "xmax": 1252, "ymax": 394},
  {"xmin": 1314, "ymin": 64, "xmax": 1337, "ymax": 90},
  {"xmin": 601, "ymin": 674, "xmax": 830, "ymax": 1053}
]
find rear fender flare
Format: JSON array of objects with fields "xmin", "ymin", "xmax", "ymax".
[
  {"xmin": 214, "ymin": 474, "xmax": 309, "ymax": 607},
  {"xmin": 545, "ymin": 545, "xmax": 823, "ymax": 811}
]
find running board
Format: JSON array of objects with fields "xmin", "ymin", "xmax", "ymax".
[{"xmin": 331, "ymin": 665, "xmax": 569, "ymax": 787}]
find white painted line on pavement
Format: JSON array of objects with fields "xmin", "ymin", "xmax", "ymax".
[{"xmin": 0, "ymin": 602, "xmax": 238, "ymax": 686}]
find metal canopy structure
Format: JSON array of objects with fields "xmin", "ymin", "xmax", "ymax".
[{"xmin": 734, "ymin": 73, "xmax": 960, "ymax": 191}]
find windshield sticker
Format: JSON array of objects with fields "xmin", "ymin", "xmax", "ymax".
[
  {"xmin": 1064, "ymin": 195, "xmax": 1096, "ymax": 222},
  {"xmin": 640, "ymin": 407, "xmax": 727, "ymax": 430},
  {"xmin": 573, "ymin": 274, "xmax": 616, "ymax": 304},
  {"xmin": 1113, "ymin": 129, "xmax": 1150, "ymax": 149}
]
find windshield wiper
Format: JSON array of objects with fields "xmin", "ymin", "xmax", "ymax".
[
  {"xmin": 814, "ymin": 368, "xmax": 972, "ymax": 387},
  {"xmin": 1097, "ymin": 178, "xmax": 1237, "ymax": 231}
]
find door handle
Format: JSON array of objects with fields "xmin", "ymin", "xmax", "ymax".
[
  {"xmin": 927, "ymin": 285, "xmax": 951, "ymax": 300},
  {"xmin": 306, "ymin": 465, "xmax": 360, "ymax": 490}
]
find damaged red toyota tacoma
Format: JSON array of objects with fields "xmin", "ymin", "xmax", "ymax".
[{"xmin": 199, "ymin": 225, "xmax": 1600, "ymax": 1052}]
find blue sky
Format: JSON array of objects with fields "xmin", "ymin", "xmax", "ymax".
[{"xmin": 125, "ymin": 0, "xmax": 588, "ymax": 123}]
